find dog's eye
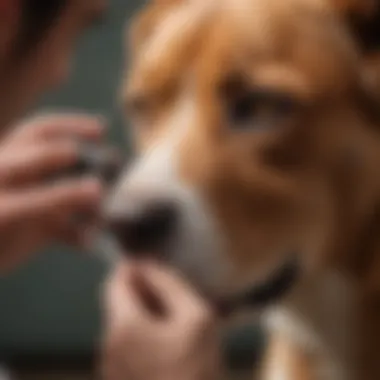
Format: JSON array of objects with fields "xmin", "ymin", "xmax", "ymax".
[
  {"xmin": 222, "ymin": 82, "xmax": 299, "ymax": 131},
  {"xmin": 229, "ymin": 90, "xmax": 298, "ymax": 130}
]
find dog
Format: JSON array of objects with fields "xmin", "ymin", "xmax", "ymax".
[{"xmin": 105, "ymin": 0, "xmax": 380, "ymax": 378}]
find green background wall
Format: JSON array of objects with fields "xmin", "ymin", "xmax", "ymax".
[{"xmin": 0, "ymin": 0, "xmax": 264, "ymax": 370}]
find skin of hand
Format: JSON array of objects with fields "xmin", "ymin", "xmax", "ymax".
[
  {"xmin": 0, "ymin": 112, "xmax": 105, "ymax": 274},
  {"xmin": 101, "ymin": 260, "xmax": 221, "ymax": 380}
]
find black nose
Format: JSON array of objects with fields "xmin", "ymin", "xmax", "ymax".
[{"xmin": 108, "ymin": 201, "xmax": 179, "ymax": 256}]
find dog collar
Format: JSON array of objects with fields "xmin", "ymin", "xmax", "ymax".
[{"xmin": 217, "ymin": 258, "xmax": 299, "ymax": 316}]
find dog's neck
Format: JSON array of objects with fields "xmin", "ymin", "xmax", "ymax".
[
  {"xmin": 266, "ymin": 269, "xmax": 356, "ymax": 380},
  {"xmin": 265, "ymin": 204, "xmax": 380, "ymax": 380}
]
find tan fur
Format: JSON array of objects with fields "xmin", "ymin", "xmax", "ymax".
[{"xmin": 118, "ymin": 0, "xmax": 380, "ymax": 378}]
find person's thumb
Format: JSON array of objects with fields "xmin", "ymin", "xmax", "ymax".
[
  {"xmin": 102, "ymin": 262, "xmax": 143, "ymax": 329},
  {"xmin": 139, "ymin": 262, "xmax": 212, "ymax": 324}
]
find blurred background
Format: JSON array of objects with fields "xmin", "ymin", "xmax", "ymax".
[{"xmin": 0, "ymin": 0, "xmax": 264, "ymax": 378}]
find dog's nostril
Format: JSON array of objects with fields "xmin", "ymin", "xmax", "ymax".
[{"xmin": 108, "ymin": 201, "xmax": 179, "ymax": 255}]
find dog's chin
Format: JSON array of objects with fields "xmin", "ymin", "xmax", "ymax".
[{"xmin": 159, "ymin": 244, "xmax": 301, "ymax": 318}]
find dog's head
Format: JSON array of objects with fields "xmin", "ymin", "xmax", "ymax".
[{"xmin": 106, "ymin": 0, "xmax": 380, "ymax": 308}]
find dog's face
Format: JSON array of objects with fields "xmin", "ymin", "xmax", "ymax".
[{"xmin": 106, "ymin": 0, "xmax": 380, "ymax": 303}]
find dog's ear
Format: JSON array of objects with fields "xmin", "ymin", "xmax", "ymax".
[
  {"xmin": 331, "ymin": 1, "xmax": 380, "ymax": 105},
  {"xmin": 127, "ymin": 0, "xmax": 182, "ymax": 57},
  {"xmin": 332, "ymin": 0, "xmax": 380, "ymax": 53}
]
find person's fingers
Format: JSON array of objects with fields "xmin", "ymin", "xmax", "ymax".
[
  {"xmin": 138, "ymin": 262, "xmax": 212, "ymax": 324},
  {"xmin": 0, "ymin": 214, "xmax": 93, "ymax": 273},
  {"xmin": 104, "ymin": 262, "xmax": 145, "ymax": 328},
  {"xmin": 129, "ymin": 265, "xmax": 171, "ymax": 319},
  {"xmin": 0, "ymin": 140, "xmax": 79, "ymax": 185},
  {"xmin": 57, "ymin": 209, "xmax": 104, "ymax": 250},
  {"xmin": 0, "ymin": 221, "xmax": 54, "ymax": 274},
  {"xmin": 0, "ymin": 177, "xmax": 103, "ymax": 227},
  {"xmin": 0, "ymin": 183, "xmax": 102, "ymax": 273},
  {"xmin": 50, "ymin": 218, "xmax": 91, "ymax": 249},
  {"xmin": 63, "ymin": 215, "xmax": 101, "ymax": 251},
  {"xmin": 53, "ymin": 228, "xmax": 82, "ymax": 248},
  {"xmin": 7, "ymin": 113, "xmax": 105, "ymax": 143}
]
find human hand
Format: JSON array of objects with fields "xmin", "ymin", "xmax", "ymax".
[
  {"xmin": 102, "ymin": 261, "xmax": 221, "ymax": 380},
  {"xmin": 0, "ymin": 113, "xmax": 105, "ymax": 273}
]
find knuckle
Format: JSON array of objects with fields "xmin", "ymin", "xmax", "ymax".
[
  {"xmin": 55, "ymin": 140, "xmax": 79, "ymax": 159},
  {"xmin": 45, "ymin": 140, "xmax": 77, "ymax": 157},
  {"xmin": 23, "ymin": 115, "xmax": 54, "ymax": 131},
  {"xmin": 188, "ymin": 304, "xmax": 214, "ymax": 329}
]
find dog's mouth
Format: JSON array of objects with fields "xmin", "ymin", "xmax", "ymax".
[
  {"xmin": 103, "ymin": 211, "xmax": 300, "ymax": 317},
  {"xmin": 214, "ymin": 257, "xmax": 300, "ymax": 317}
]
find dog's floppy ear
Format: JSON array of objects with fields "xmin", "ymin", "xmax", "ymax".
[
  {"xmin": 332, "ymin": 0, "xmax": 380, "ymax": 53},
  {"xmin": 331, "ymin": 1, "xmax": 380, "ymax": 107}
]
